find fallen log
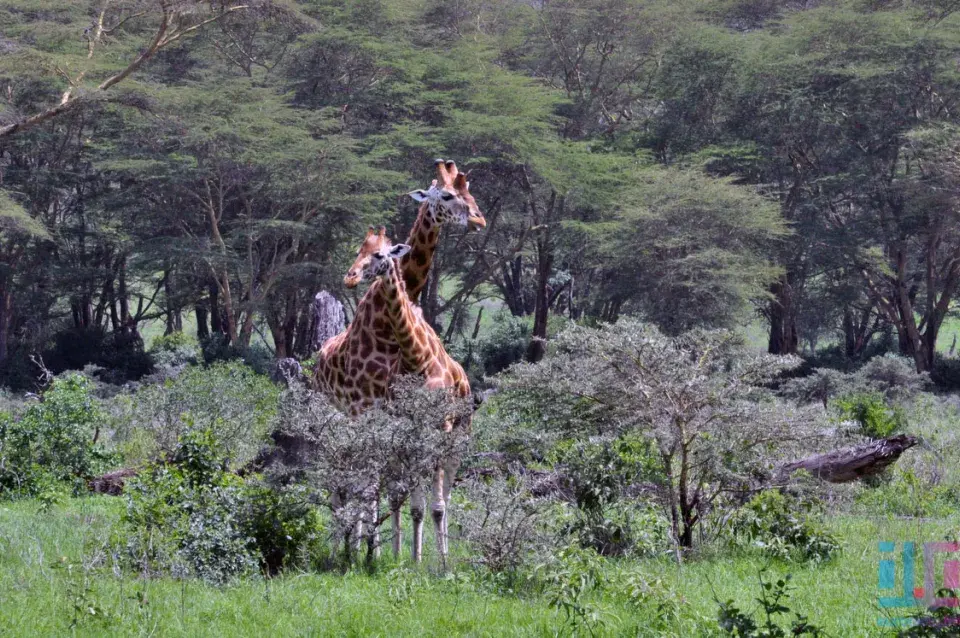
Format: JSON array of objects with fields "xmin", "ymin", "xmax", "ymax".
[{"xmin": 778, "ymin": 434, "xmax": 917, "ymax": 483}]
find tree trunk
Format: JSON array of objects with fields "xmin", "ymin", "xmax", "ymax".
[
  {"xmin": 778, "ymin": 434, "xmax": 917, "ymax": 483},
  {"xmin": 271, "ymin": 322, "xmax": 288, "ymax": 358},
  {"xmin": 843, "ymin": 307, "xmax": 856, "ymax": 359},
  {"xmin": 164, "ymin": 269, "xmax": 175, "ymax": 335},
  {"xmin": 311, "ymin": 291, "xmax": 345, "ymax": 352},
  {"xmin": 767, "ymin": 276, "xmax": 798, "ymax": 355},
  {"xmin": 294, "ymin": 303, "xmax": 312, "ymax": 357},
  {"xmin": 117, "ymin": 257, "xmax": 129, "ymax": 325},
  {"xmin": 526, "ymin": 200, "xmax": 556, "ymax": 363},
  {"xmin": 526, "ymin": 252, "xmax": 552, "ymax": 363},
  {"xmin": 195, "ymin": 303, "xmax": 210, "ymax": 340},
  {"xmin": 501, "ymin": 255, "xmax": 526, "ymax": 317},
  {"xmin": 237, "ymin": 308, "xmax": 255, "ymax": 349},
  {"xmin": 421, "ymin": 267, "xmax": 441, "ymax": 328},
  {"xmin": 0, "ymin": 286, "xmax": 12, "ymax": 369},
  {"xmin": 209, "ymin": 281, "xmax": 223, "ymax": 335}
]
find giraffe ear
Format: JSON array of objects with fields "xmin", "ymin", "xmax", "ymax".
[
  {"xmin": 453, "ymin": 173, "xmax": 468, "ymax": 190},
  {"xmin": 389, "ymin": 244, "xmax": 412, "ymax": 259},
  {"xmin": 408, "ymin": 189, "xmax": 430, "ymax": 202}
]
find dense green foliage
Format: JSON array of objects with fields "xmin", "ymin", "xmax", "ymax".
[
  {"xmin": 729, "ymin": 491, "xmax": 840, "ymax": 563},
  {"xmin": 2, "ymin": 1, "xmax": 960, "ymax": 635},
  {"xmin": 834, "ymin": 392, "xmax": 907, "ymax": 440},
  {"xmin": 121, "ymin": 428, "xmax": 323, "ymax": 584},
  {"xmin": 0, "ymin": 374, "xmax": 112, "ymax": 497},
  {"xmin": 110, "ymin": 360, "xmax": 279, "ymax": 467},
  {"xmin": 5, "ymin": 0, "xmax": 957, "ymax": 382}
]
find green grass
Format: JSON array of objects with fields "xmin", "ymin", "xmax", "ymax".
[
  {"xmin": 1, "ymin": 497, "xmax": 955, "ymax": 636},
  {"xmin": 938, "ymin": 315, "xmax": 960, "ymax": 354}
]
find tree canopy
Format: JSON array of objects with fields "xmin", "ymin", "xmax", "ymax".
[{"xmin": 3, "ymin": 0, "xmax": 960, "ymax": 385}]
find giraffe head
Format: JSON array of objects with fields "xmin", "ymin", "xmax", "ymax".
[
  {"xmin": 407, "ymin": 159, "xmax": 486, "ymax": 230},
  {"xmin": 343, "ymin": 226, "xmax": 392, "ymax": 288},
  {"xmin": 362, "ymin": 243, "xmax": 412, "ymax": 281}
]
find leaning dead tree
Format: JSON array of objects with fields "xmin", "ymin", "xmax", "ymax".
[{"xmin": 778, "ymin": 434, "xmax": 917, "ymax": 483}]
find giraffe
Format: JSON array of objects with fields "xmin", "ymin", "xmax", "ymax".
[
  {"xmin": 313, "ymin": 159, "xmax": 485, "ymax": 560},
  {"xmin": 344, "ymin": 158, "xmax": 486, "ymax": 303},
  {"xmin": 312, "ymin": 226, "xmax": 398, "ymax": 414},
  {"xmin": 315, "ymin": 156, "xmax": 486, "ymax": 411},
  {"xmin": 310, "ymin": 226, "xmax": 470, "ymax": 560},
  {"xmin": 359, "ymin": 240, "xmax": 471, "ymax": 562}
]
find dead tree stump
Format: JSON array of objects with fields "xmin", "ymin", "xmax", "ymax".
[{"xmin": 312, "ymin": 291, "xmax": 345, "ymax": 352}]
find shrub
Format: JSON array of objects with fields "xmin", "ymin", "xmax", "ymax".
[
  {"xmin": 200, "ymin": 334, "xmax": 274, "ymax": 376},
  {"xmin": 120, "ymin": 427, "xmax": 322, "ymax": 584},
  {"xmin": 784, "ymin": 354, "xmax": 928, "ymax": 407},
  {"xmin": 112, "ymin": 361, "xmax": 279, "ymax": 467},
  {"xmin": 857, "ymin": 354, "xmax": 930, "ymax": 401},
  {"xmin": 540, "ymin": 545, "xmax": 608, "ymax": 636},
  {"xmin": 267, "ymin": 376, "xmax": 470, "ymax": 562},
  {"xmin": 455, "ymin": 476, "xmax": 548, "ymax": 574},
  {"xmin": 855, "ymin": 469, "xmax": 960, "ymax": 518},
  {"xmin": 495, "ymin": 321, "xmax": 810, "ymax": 549},
  {"xmin": 120, "ymin": 428, "xmax": 254, "ymax": 584},
  {"xmin": 173, "ymin": 482, "xmax": 259, "ymax": 584},
  {"xmin": 236, "ymin": 483, "xmax": 324, "ymax": 574},
  {"xmin": 729, "ymin": 490, "xmax": 840, "ymax": 563},
  {"xmin": 833, "ymin": 392, "xmax": 906, "ymax": 439},
  {"xmin": 0, "ymin": 346, "xmax": 47, "ymax": 391},
  {"xmin": 0, "ymin": 373, "xmax": 114, "ymax": 497},
  {"xmin": 565, "ymin": 501, "xmax": 671, "ymax": 559},
  {"xmin": 717, "ymin": 570, "xmax": 824, "ymax": 637},
  {"xmin": 475, "ymin": 312, "xmax": 532, "ymax": 376},
  {"xmin": 148, "ymin": 332, "xmax": 200, "ymax": 369},
  {"xmin": 931, "ymin": 354, "xmax": 960, "ymax": 391},
  {"xmin": 781, "ymin": 368, "xmax": 847, "ymax": 407},
  {"xmin": 558, "ymin": 437, "xmax": 669, "ymax": 557}
]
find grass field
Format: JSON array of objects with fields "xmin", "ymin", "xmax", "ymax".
[{"xmin": 0, "ymin": 497, "xmax": 954, "ymax": 637}]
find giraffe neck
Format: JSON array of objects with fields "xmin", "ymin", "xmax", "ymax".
[
  {"xmin": 380, "ymin": 261, "xmax": 432, "ymax": 373},
  {"xmin": 399, "ymin": 201, "xmax": 441, "ymax": 304}
]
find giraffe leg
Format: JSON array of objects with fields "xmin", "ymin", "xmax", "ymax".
[
  {"xmin": 441, "ymin": 455, "xmax": 461, "ymax": 553},
  {"xmin": 366, "ymin": 494, "xmax": 381, "ymax": 562},
  {"xmin": 410, "ymin": 485, "xmax": 425, "ymax": 563},
  {"xmin": 352, "ymin": 519, "xmax": 363, "ymax": 555},
  {"xmin": 389, "ymin": 492, "xmax": 404, "ymax": 558},
  {"xmin": 330, "ymin": 489, "xmax": 346, "ymax": 560},
  {"xmin": 431, "ymin": 465, "xmax": 447, "ymax": 558}
]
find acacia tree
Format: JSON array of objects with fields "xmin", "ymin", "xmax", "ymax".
[
  {"xmin": 645, "ymin": 4, "xmax": 960, "ymax": 358},
  {"xmin": 578, "ymin": 167, "xmax": 787, "ymax": 334},
  {"xmin": 0, "ymin": 0, "xmax": 259, "ymax": 140},
  {"xmin": 0, "ymin": 190, "xmax": 51, "ymax": 367},
  {"xmin": 497, "ymin": 320, "xmax": 814, "ymax": 548},
  {"xmin": 850, "ymin": 126, "xmax": 960, "ymax": 372}
]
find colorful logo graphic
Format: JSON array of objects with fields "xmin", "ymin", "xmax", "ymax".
[{"xmin": 878, "ymin": 541, "xmax": 960, "ymax": 627}]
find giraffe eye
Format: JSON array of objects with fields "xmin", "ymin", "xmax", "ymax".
[{"xmin": 441, "ymin": 193, "xmax": 454, "ymax": 201}]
